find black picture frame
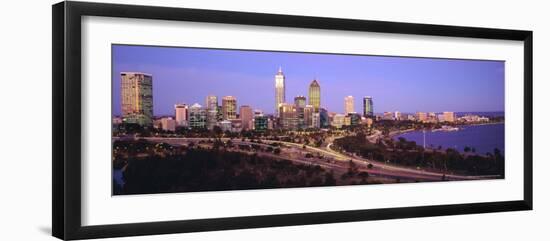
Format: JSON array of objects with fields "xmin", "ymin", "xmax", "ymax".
[{"xmin": 52, "ymin": 1, "xmax": 533, "ymax": 240}]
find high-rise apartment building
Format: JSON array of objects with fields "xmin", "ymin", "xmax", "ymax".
[
  {"xmin": 344, "ymin": 96, "xmax": 354, "ymax": 114},
  {"xmin": 308, "ymin": 79, "xmax": 321, "ymax": 112},
  {"xmin": 275, "ymin": 67, "xmax": 285, "ymax": 116},
  {"xmin": 222, "ymin": 96, "xmax": 237, "ymax": 120},
  {"xmin": 120, "ymin": 72, "xmax": 153, "ymax": 126}
]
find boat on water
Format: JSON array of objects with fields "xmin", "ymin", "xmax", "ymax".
[{"xmin": 432, "ymin": 125, "xmax": 459, "ymax": 132}]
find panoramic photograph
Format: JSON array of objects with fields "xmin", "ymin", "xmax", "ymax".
[{"xmin": 111, "ymin": 44, "xmax": 505, "ymax": 195}]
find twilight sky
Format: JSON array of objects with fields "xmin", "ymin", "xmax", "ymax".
[{"xmin": 112, "ymin": 44, "xmax": 504, "ymax": 116}]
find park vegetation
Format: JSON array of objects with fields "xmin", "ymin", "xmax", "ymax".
[
  {"xmin": 113, "ymin": 139, "xmax": 375, "ymax": 195},
  {"xmin": 333, "ymin": 133, "xmax": 504, "ymax": 177}
]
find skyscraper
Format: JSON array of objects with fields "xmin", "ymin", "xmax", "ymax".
[
  {"xmin": 275, "ymin": 67, "xmax": 285, "ymax": 116},
  {"xmin": 294, "ymin": 96, "xmax": 306, "ymax": 129},
  {"xmin": 189, "ymin": 103, "xmax": 207, "ymax": 129},
  {"xmin": 222, "ymin": 96, "xmax": 237, "ymax": 120},
  {"xmin": 174, "ymin": 103, "xmax": 188, "ymax": 127},
  {"xmin": 363, "ymin": 96, "xmax": 374, "ymax": 117},
  {"xmin": 120, "ymin": 72, "xmax": 153, "ymax": 126},
  {"xmin": 344, "ymin": 96, "xmax": 354, "ymax": 114},
  {"xmin": 205, "ymin": 95, "xmax": 218, "ymax": 130},
  {"xmin": 239, "ymin": 105, "xmax": 253, "ymax": 130},
  {"xmin": 308, "ymin": 79, "xmax": 321, "ymax": 112}
]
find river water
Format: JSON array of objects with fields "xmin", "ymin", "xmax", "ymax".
[{"xmin": 393, "ymin": 123, "xmax": 504, "ymax": 155}]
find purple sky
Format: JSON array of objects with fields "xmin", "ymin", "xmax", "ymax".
[{"xmin": 112, "ymin": 44, "xmax": 504, "ymax": 116}]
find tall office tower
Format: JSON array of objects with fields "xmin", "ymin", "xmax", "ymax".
[
  {"xmin": 294, "ymin": 96, "xmax": 306, "ymax": 129},
  {"xmin": 319, "ymin": 108, "xmax": 329, "ymax": 128},
  {"xmin": 188, "ymin": 103, "xmax": 207, "ymax": 129},
  {"xmin": 205, "ymin": 95, "xmax": 218, "ymax": 130},
  {"xmin": 308, "ymin": 79, "xmax": 321, "ymax": 112},
  {"xmin": 344, "ymin": 96, "xmax": 354, "ymax": 114},
  {"xmin": 174, "ymin": 103, "xmax": 188, "ymax": 127},
  {"xmin": 279, "ymin": 103, "xmax": 298, "ymax": 130},
  {"xmin": 120, "ymin": 72, "xmax": 153, "ymax": 126},
  {"xmin": 363, "ymin": 96, "xmax": 374, "ymax": 117},
  {"xmin": 222, "ymin": 96, "xmax": 237, "ymax": 120},
  {"xmin": 274, "ymin": 67, "xmax": 285, "ymax": 117},
  {"xmin": 304, "ymin": 105, "xmax": 314, "ymax": 128},
  {"xmin": 239, "ymin": 105, "xmax": 253, "ymax": 130}
]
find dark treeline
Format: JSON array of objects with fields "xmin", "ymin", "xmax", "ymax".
[
  {"xmin": 333, "ymin": 133, "xmax": 504, "ymax": 177},
  {"xmin": 116, "ymin": 147, "xmax": 341, "ymax": 195}
]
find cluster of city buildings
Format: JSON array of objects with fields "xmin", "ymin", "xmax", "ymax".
[
  {"xmin": 376, "ymin": 111, "xmax": 491, "ymax": 124},
  {"xmin": 379, "ymin": 111, "xmax": 457, "ymax": 123},
  {"xmin": 115, "ymin": 69, "xmax": 377, "ymax": 132},
  {"xmin": 114, "ymin": 69, "xmax": 491, "ymax": 133}
]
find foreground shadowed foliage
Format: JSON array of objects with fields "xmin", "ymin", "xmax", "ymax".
[{"xmin": 113, "ymin": 140, "xmax": 375, "ymax": 195}]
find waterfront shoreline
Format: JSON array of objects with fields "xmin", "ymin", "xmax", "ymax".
[
  {"xmin": 389, "ymin": 121, "xmax": 504, "ymax": 138},
  {"xmin": 392, "ymin": 122, "xmax": 505, "ymax": 155}
]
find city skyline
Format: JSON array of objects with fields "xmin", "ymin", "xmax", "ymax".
[{"xmin": 112, "ymin": 45, "xmax": 505, "ymax": 116}]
